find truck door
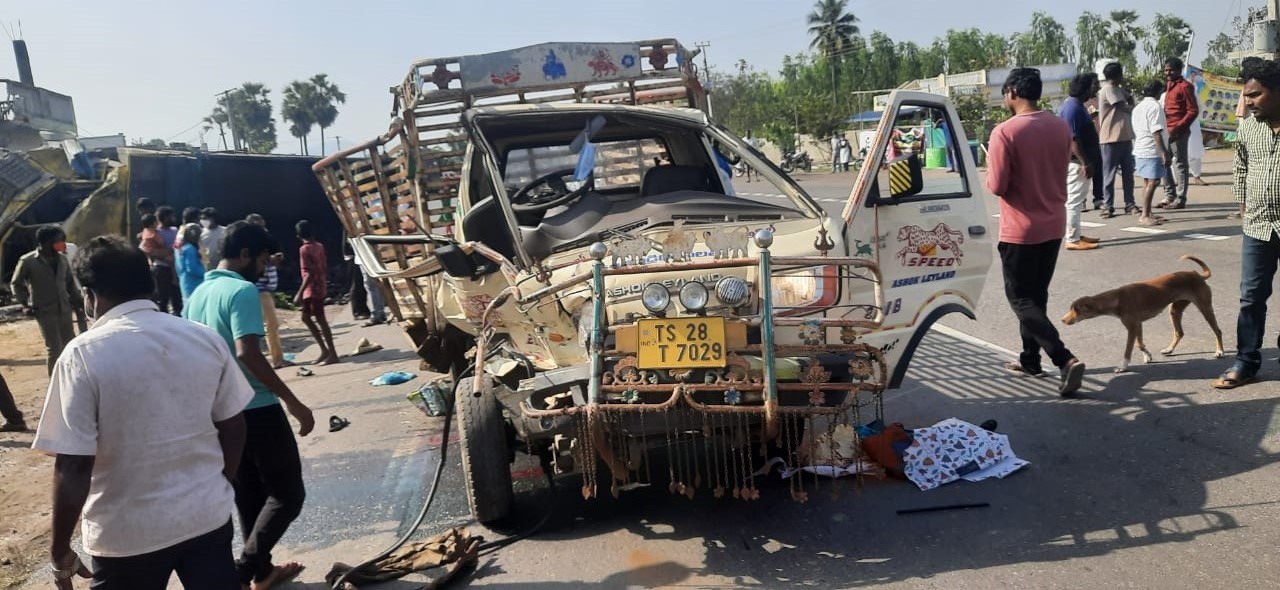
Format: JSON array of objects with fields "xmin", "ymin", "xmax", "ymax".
[{"xmin": 840, "ymin": 91, "xmax": 993, "ymax": 385}]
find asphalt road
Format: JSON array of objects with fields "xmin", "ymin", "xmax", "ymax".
[{"xmin": 25, "ymin": 151, "xmax": 1280, "ymax": 588}]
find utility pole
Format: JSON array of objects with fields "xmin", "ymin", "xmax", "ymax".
[
  {"xmin": 215, "ymin": 88, "xmax": 238, "ymax": 151},
  {"xmin": 695, "ymin": 41, "xmax": 715, "ymax": 119},
  {"xmin": 335, "ymin": 136, "xmax": 342, "ymax": 151}
]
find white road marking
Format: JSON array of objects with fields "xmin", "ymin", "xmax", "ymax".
[
  {"xmin": 931, "ymin": 324, "xmax": 1018, "ymax": 357},
  {"xmin": 992, "ymin": 213, "xmax": 1001, "ymax": 218},
  {"xmin": 1080, "ymin": 221, "xmax": 1106, "ymax": 228},
  {"xmin": 1185, "ymin": 233, "xmax": 1233, "ymax": 241},
  {"xmin": 1121, "ymin": 226, "xmax": 1168, "ymax": 234}
]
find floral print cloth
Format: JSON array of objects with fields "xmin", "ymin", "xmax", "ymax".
[{"xmin": 903, "ymin": 418, "xmax": 1029, "ymax": 491}]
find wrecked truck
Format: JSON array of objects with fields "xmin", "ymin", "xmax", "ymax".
[{"xmin": 313, "ymin": 39, "xmax": 992, "ymax": 523}]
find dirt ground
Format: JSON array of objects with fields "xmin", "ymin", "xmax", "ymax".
[{"xmin": 0, "ymin": 320, "xmax": 56, "ymax": 588}]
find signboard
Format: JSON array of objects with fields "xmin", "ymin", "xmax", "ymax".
[
  {"xmin": 1185, "ymin": 65, "xmax": 1243, "ymax": 133},
  {"xmin": 458, "ymin": 42, "xmax": 643, "ymax": 93}
]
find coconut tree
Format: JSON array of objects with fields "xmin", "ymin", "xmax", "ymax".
[
  {"xmin": 309, "ymin": 74, "xmax": 346, "ymax": 155},
  {"xmin": 807, "ymin": 0, "xmax": 860, "ymax": 62},
  {"xmin": 282, "ymin": 80, "xmax": 317, "ymax": 155}
]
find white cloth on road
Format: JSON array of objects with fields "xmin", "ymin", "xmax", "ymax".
[
  {"xmin": 32, "ymin": 299, "xmax": 254, "ymax": 557},
  {"xmin": 902, "ymin": 418, "xmax": 1029, "ymax": 491}
]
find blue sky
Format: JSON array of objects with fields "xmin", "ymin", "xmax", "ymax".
[{"xmin": 2, "ymin": 0, "xmax": 1249, "ymax": 154}]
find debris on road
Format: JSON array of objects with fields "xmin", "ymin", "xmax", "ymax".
[
  {"xmin": 351, "ymin": 337, "xmax": 383, "ymax": 356},
  {"xmin": 896, "ymin": 502, "xmax": 991, "ymax": 515},
  {"xmin": 407, "ymin": 378, "xmax": 453, "ymax": 417},
  {"xmin": 369, "ymin": 371, "xmax": 415, "ymax": 386},
  {"xmin": 903, "ymin": 418, "xmax": 1029, "ymax": 491},
  {"xmin": 325, "ymin": 527, "xmax": 481, "ymax": 589}
]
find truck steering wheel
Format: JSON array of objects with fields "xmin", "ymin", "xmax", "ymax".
[{"xmin": 510, "ymin": 168, "xmax": 595, "ymax": 213}]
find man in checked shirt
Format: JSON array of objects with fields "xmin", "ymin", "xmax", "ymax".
[{"xmin": 1215, "ymin": 59, "xmax": 1280, "ymax": 389}]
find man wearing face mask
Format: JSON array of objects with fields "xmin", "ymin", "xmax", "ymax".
[
  {"xmin": 199, "ymin": 208, "xmax": 228, "ymax": 270},
  {"xmin": 184, "ymin": 221, "xmax": 314, "ymax": 589},
  {"xmin": 10, "ymin": 226, "xmax": 84, "ymax": 375}
]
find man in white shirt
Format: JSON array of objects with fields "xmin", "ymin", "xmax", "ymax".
[
  {"xmin": 1132, "ymin": 80, "xmax": 1173, "ymax": 226},
  {"xmin": 200, "ymin": 207, "xmax": 228, "ymax": 270},
  {"xmin": 34, "ymin": 235, "xmax": 252, "ymax": 589}
]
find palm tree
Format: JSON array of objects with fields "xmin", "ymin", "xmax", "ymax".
[
  {"xmin": 282, "ymin": 81, "xmax": 317, "ymax": 155},
  {"xmin": 309, "ymin": 74, "xmax": 346, "ymax": 155},
  {"xmin": 1105, "ymin": 10, "xmax": 1146, "ymax": 72},
  {"xmin": 807, "ymin": 0, "xmax": 860, "ymax": 62}
]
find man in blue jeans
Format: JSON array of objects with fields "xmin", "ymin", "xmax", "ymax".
[
  {"xmin": 1216, "ymin": 59, "xmax": 1280, "ymax": 389},
  {"xmin": 1097, "ymin": 62, "xmax": 1138, "ymax": 218},
  {"xmin": 353, "ymin": 249, "xmax": 387, "ymax": 326}
]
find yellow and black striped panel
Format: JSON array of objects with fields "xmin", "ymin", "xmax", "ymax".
[{"xmin": 888, "ymin": 159, "xmax": 914, "ymax": 196}]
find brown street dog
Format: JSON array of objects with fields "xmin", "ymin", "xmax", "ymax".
[{"xmin": 1061, "ymin": 255, "xmax": 1225, "ymax": 373}]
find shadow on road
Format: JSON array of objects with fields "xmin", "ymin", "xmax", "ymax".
[{"xmin": 452, "ymin": 329, "xmax": 1279, "ymax": 587}]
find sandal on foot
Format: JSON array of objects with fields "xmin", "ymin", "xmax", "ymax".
[
  {"xmin": 1059, "ymin": 358, "xmax": 1086, "ymax": 396},
  {"xmin": 253, "ymin": 563, "xmax": 306, "ymax": 590},
  {"xmin": 1003, "ymin": 361, "xmax": 1046, "ymax": 378},
  {"xmin": 1213, "ymin": 368, "xmax": 1256, "ymax": 390}
]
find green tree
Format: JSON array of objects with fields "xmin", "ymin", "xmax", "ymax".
[
  {"xmin": 1103, "ymin": 10, "xmax": 1145, "ymax": 73},
  {"xmin": 1013, "ymin": 12, "xmax": 1075, "ymax": 66},
  {"xmin": 919, "ymin": 39, "xmax": 947, "ymax": 78},
  {"xmin": 867, "ymin": 32, "xmax": 899, "ymax": 90},
  {"xmin": 1202, "ymin": 32, "xmax": 1239, "ymax": 76},
  {"xmin": 1076, "ymin": 11, "xmax": 1108, "ymax": 72},
  {"xmin": 218, "ymin": 82, "xmax": 276, "ymax": 154},
  {"xmin": 982, "ymin": 33, "xmax": 1012, "ymax": 68},
  {"xmin": 897, "ymin": 41, "xmax": 924, "ymax": 82},
  {"xmin": 281, "ymin": 80, "xmax": 317, "ymax": 155},
  {"xmin": 807, "ymin": 0, "xmax": 860, "ymax": 61},
  {"xmin": 1145, "ymin": 13, "xmax": 1194, "ymax": 71},
  {"xmin": 943, "ymin": 29, "xmax": 990, "ymax": 73},
  {"xmin": 309, "ymin": 74, "xmax": 346, "ymax": 155}
]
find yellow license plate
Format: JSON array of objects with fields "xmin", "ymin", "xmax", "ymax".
[{"xmin": 636, "ymin": 317, "xmax": 727, "ymax": 369}]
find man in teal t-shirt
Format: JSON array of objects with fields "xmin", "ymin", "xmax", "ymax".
[{"xmin": 184, "ymin": 221, "xmax": 314, "ymax": 588}]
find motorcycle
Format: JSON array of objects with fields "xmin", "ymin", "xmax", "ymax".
[{"xmin": 779, "ymin": 150, "xmax": 812, "ymax": 173}]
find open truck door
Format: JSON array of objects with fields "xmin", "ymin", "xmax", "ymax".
[{"xmin": 839, "ymin": 91, "xmax": 994, "ymax": 387}]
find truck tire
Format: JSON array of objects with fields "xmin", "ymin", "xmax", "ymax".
[{"xmin": 456, "ymin": 377, "xmax": 514, "ymax": 524}]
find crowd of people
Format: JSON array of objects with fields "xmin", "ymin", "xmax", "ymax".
[
  {"xmin": 986, "ymin": 57, "xmax": 1280, "ymax": 394},
  {"xmin": 1057, "ymin": 57, "xmax": 1204, "ymax": 251},
  {"xmin": 0, "ymin": 197, "xmax": 396, "ymax": 587}
]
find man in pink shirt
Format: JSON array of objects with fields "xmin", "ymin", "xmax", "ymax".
[{"xmin": 985, "ymin": 68, "xmax": 1087, "ymax": 395}]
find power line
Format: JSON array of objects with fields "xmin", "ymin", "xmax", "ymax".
[{"xmin": 165, "ymin": 119, "xmax": 209, "ymax": 142}]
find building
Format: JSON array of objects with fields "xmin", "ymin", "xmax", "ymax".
[{"xmin": 874, "ymin": 64, "xmax": 1078, "ymax": 111}]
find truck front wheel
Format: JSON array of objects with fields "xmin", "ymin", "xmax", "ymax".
[{"xmin": 456, "ymin": 376, "xmax": 514, "ymax": 524}]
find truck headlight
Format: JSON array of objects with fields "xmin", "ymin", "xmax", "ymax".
[
  {"xmin": 678, "ymin": 282, "xmax": 710, "ymax": 312},
  {"xmin": 715, "ymin": 277, "xmax": 750, "ymax": 307},
  {"xmin": 641, "ymin": 283, "xmax": 670, "ymax": 313}
]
